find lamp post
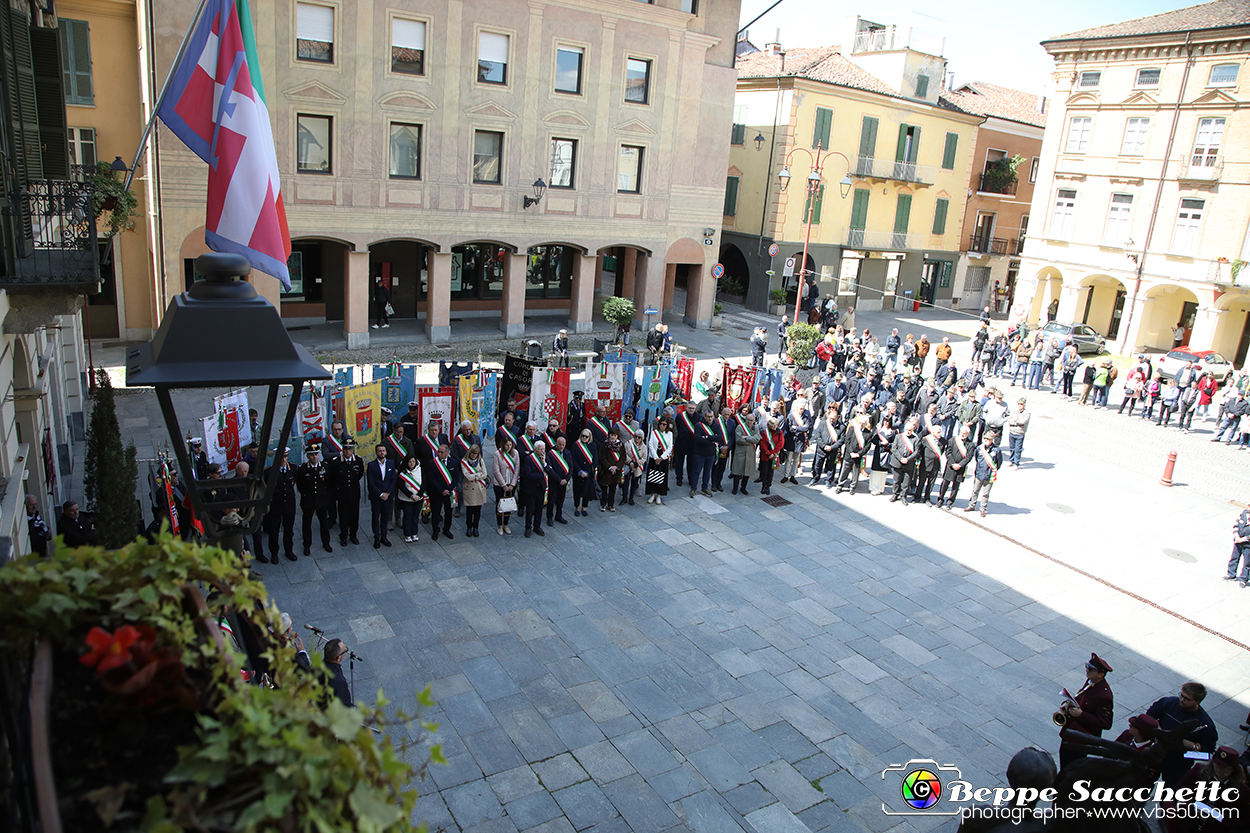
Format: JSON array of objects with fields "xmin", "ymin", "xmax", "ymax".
[
  {"xmin": 126, "ymin": 252, "xmax": 331, "ymax": 550},
  {"xmin": 777, "ymin": 143, "xmax": 853, "ymax": 326}
]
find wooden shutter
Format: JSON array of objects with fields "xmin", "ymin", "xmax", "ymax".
[
  {"xmin": 908, "ymin": 126, "xmax": 921, "ymax": 163},
  {"xmin": 894, "ymin": 194, "xmax": 912, "ymax": 233},
  {"xmin": 723, "ymin": 176, "xmax": 739, "ymax": 216},
  {"xmin": 5, "ymin": 7, "xmax": 42, "ymax": 181},
  {"xmin": 803, "ymin": 184, "xmax": 825, "ymax": 224},
  {"xmin": 59, "ymin": 19, "xmax": 91, "ymax": 106},
  {"xmin": 896, "ymin": 123, "xmax": 909, "ymax": 161},
  {"xmin": 31, "ymin": 26, "xmax": 68, "ymax": 178},
  {"xmin": 942, "ymin": 132, "xmax": 958, "ymax": 170},
  {"xmin": 932, "ymin": 198, "xmax": 949, "ymax": 235},
  {"xmin": 859, "ymin": 116, "xmax": 878, "ymax": 157},
  {"xmin": 812, "ymin": 107, "xmax": 832, "ymax": 150},
  {"xmin": 850, "ymin": 188, "xmax": 869, "ymax": 229},
  {"xmin": 915, "ymin": 75, "xmax": 929, "ymax": 98}
]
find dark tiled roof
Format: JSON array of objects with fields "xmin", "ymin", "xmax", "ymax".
[
  {"xmin": 736, "ymin": 47, "xmax": 900, "ymax": 98},
  {"xmin": 1048, "ymin": 0, "xmax": 1250, "ymax": 42},
  {"xmin": 943, "ymin": 82, "xmax": 1047, "ymax": 128}
]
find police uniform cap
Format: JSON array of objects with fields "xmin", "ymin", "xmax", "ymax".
[
  {"xmin": 190, "ymin": 438, "xmax": 203, "ymax": 446},
  {"xmin": 343, "ymin": 438, "xmax": 356, "ymax": 447},
  {"xmin": 407, "ymin": 400, "xmax": 419, "ymax": 408},
  {"xmin": 306, "ymin": 443, "xmax": 321, "ymax": 455},
  {"xmin": 1086, "ymin": 653, "xmax": 1112, "ymax": 674}
]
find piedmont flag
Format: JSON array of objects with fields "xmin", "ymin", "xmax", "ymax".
[{"xmin": 157, "ymin": 0, "xmax": 291, "ymax": 288}]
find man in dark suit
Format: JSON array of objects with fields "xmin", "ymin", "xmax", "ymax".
[
  {"xmin": 262, "ymin": 448, "xmax": 298, "ymax": 562},
  {"xmin": 366, "ymin": 444, "xmax": 397, "ymax": 548},
  {"xmin": 296, "ymin": 445, "xmax": 334, "ymax": 556},
  {"xmin": 889, "ymin": 417, "xmax": 921, "ymax": 504},
  {"xmin": 426, "ymin": 442, "xmax": 456, "ymax": 541},
  {"xmin": 328, "ymin": 438, "xmax": 364, "ymax": 546},
  {"xmin": 323, "ymin": 638, "xmax": 354, "ymax": 707},
  {"xmin": 57, "ymin": 501, "xmax": 96, "ymax": 547}
]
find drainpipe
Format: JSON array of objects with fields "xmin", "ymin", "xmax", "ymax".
[{"xmin": 1117, "ymin": 31, "xmax": 1194, "ymax": 355}]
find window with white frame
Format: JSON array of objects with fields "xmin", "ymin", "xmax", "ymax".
[
  {"xmin": 1209, "ymin": 63, "xmax": 1239, "ymax": 86},
  {"xmin": 1078, "ymin": 71, "xmax": 1101, "ymax": 89},
  {"xmin": 1170, "ymin": 198, "xmax": 1204, "ymax": 255},
  {"xmin": 1102, "ymin": 193, "xmax": 1133, "ymax": 245},
  {"xmin": 1192, "ymin": 117, "xmax": 1225, "ymax": 166},
  {"xmin": 68, "ymin": 127, "xmax": 96, "ymax": 167},
  {"xmin": 1029, "ymin": 157, "xmax": 1039, "ymax": 182},
  {"xmin": 296, "ymin": 3, "xmax": 334, "ymax": 63},
  {"xmin": 1051, "ymin": 188, "xmax": 1077, "ymax": 239},
  {"xmin": 1066, "ymin": 117, "xmax": 1092, "ymax": 153},
  {"xmin": 391, "ymin": 18, "xmax": 426, "ymax": 75},
  {"xmin": 478, "ymin": 32, "xmax": 509, "ymax": 85},
  {"xmin": 1135, "ymin": 67, "xmax": 1161, "ymax": 88},
  {"xmin": 1121, "ymin": 118, "xmax": 1150, "ymax": 155},
  {"xmin": 549, "ymin": 138, "xmax": 576, "ymax": 188}
]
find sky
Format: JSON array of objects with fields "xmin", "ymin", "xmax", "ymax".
[{"xmin": 737, "ymin": 0, "xmax": 1194, "ymax": 95}]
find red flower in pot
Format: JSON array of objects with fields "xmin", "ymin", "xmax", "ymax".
[{"xmin": 80, "ymin": 624, "xmax": 141, "ymax": 672}]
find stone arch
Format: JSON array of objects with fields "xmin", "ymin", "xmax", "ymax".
[
  {"xmin": 718, "ymin": 243, "xmax": 751, "ymax": 300},
  {"xmin": 665, "ymin": 238, "xmax": 713, "ymax": 326},
  {"xmin": 1138, "ymin": 284, "xmax": 1200, "ymax": 350},
  {"xmin": 289, "ymin": 236, "xmax": 352, "ymax": 321},
  {"xmin": 1026, "ymin": 265, "xmax": 1064, "ymax": 326}
]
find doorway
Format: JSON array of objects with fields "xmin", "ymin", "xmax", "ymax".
[
  {"xmin": 1107, "ymin": 289, "xmax": 1126, "ymax": 339},
  {"xmin": 1181, "ymin": 300, "xmax": 1198, "ymax": 344},
  {"xmin": 1235, "ymin": 312, "xmax": 1250, "ymax": 367}
]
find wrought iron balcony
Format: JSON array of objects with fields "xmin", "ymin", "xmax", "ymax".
[
  {"xmin": 846, "ymin": 228, "xmax": 924, "ymax": 250},
  {"xmin": 854, "ymin": 155, "xmax": 935, "ymax": 185},
  {"xmin": 1, "ymin": 179, "xmax": 100, "ymax": 290},
  {"xmin": 1012, "ymin": 236, "xmax": 1027, "ymax": 255},
  {"xmin": 968, "ymin": 234, "xmax": 1009, "ymax": 255},
  {"xmin": 977, "ymin": 173, "xmax": 1018, "ymax": 195}
]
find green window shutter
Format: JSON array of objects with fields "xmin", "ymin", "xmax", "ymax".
[
  {"xmin": 723, "ymin": 175, "xmax": 739, "ymax": 216},
  {"xmin": 942, "ymin": 132, "xmax": 958, "ymax": 170},
  {"xmin": 859, "ymin": 116, "xmax": 878, "ymax": 157},
  {"xmin": 915, "ymin": 75, "xmax": 929, "ymax": 98},
  {"xmin": 31, "ymin": 27, "xmax": 69, "ymax": 179},
  {"xmin": 850, "ymin": 188, "xmax": 869, "ymax": 229},
  {"xmin": 59, "ymin": 18, "xmax": 92, "ymax": 106},
  {"xmin": 803, "ymin": 184, "xmax": 825, "ymax": 224},
  {"xmin": 731, "ymin": 122, "xmax": 746, "ymax": 144},
  {"xmin": 894, "ymin": 194, "xmax": 912, "ymax": 233},
  {"xmin": 896, "ymin": 123, "xmax": 909, "ymax": 161},
  {"xmin": 932, "ymin": 198, "xmax": 949, "ymax": 235},
  {"xmin": 7, "ymin": 7, "xmax": 42, "ymax": 181},
  {"xmin": 908, "ymin": 125, "xmax": 921, "ymax": 163},
  {"xmin": 812, "ymin": 107, "xmax": 832, "ymax": 149}
]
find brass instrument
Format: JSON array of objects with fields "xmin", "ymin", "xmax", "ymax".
[{"xmin": 1052, "ymin": 704, "xmax": 1070, "ymax": 727}]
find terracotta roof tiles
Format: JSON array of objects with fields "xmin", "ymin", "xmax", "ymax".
[{"xmin": 1048, "ymin": 0, "xmax": 1250, "ymax": 42}]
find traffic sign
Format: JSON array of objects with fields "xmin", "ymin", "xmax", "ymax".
[
  {"xmin": 768, "ymin": 243, "xmax": 779, "ymax": 257},
  {"xmin": 712, "ymin": 263, "xmax": 725, "ymax": 279},
  {"xmin": 783, "ymin": 257, "xmax": 796, "ymax": 277},
  {"xmin": 644, "ymin": 307, "xmax": 658, "ymax": 315}
]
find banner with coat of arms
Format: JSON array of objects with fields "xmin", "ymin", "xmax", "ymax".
[
  {"xmin": 636, "ymin": 363, "xmax": 670, "ymax": 428},
  {"xmin": 603, "ymin": 348, "xmax": 638, "ymax": 412},
  {"xmin": 672, "ymin": 358, "xmax": 694, "ymax": 400},
  {"xmin": 500, "ymin": 355, "xmax": 542, "ymax": 418},
  {"xmin": 200, "ymin": 389, "xmax": 251, "ymax": 469},
  {"xmin": 722, "ymin": 364, "xmax": 756, "ymax": 411},
  {"xmin": 530, "ymin": 367, "xmax": 571, "ymax": 430},
  {"xmin": 583, "ymin": 361, "xmax": 626, "ymax": 420},
  {"xmin": 344, "ymin": 381, "xmax": 382, "ymax": 461},
  {"xmin": 419, "ymin": 387, "xmax": 455, "ymax": 439}
]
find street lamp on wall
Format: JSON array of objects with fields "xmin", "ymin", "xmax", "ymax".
[
  {"xmin": 126, "ymin": 253, "xmax": 331, "ymax": 547},
  {"xmin": 523, "ymin": 178, "xmax": 548, "ymax": 210},
  {"xmin": 754, "ymin": 132, "xmax": 766, "ymax": 151}
]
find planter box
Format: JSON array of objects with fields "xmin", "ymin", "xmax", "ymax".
[
  {"xmin": 770, "ymin": 304, "xmax": 787, "ymax": 315},
  {"xmin": 711, "ymin": 315, "xmax": 723, "ymax": 329}
]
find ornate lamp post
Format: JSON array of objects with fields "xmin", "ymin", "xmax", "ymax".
[
  {"xmin": 777, "ymin": 144, "xmax": 853, "ymax": 325},
  {"xmin": 126, "ymin": 252, "xmax": 331, "ymax": 548}
]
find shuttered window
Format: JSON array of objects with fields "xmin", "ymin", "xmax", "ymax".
[
  {"xmin": 942, "ymin": 132, "xmax": 959, "ymax": 170},
  {"xmin": 857, "ymin": 116, "xmax": 878, "ymax": 175},
  {"xmin": 812, "ymin": 107, "xmax": 832, "ymax": 150},
  {"xmin": 59, "ymin": 18, "xmax": 92, "ymax": 106},
  {"xmin": 932, "ymin": 198, "xmax": 949, "ymax": 235},
  {"xmin": 296, "ymin": 4, "xmax": 334, "ymax": 63},
  {"xmin": 478, "ymin": 32, "xmax": 509, "ymax": 84},
  {"xmin": 803, "ymin": 184, "xmax": 825, "ymax": 224},
  {"xmin": 896, "ymin": 124, "xmax": 920, "ymax": 163},
  {"xmin": 723, "ymin": 175, "xmax": 739, "ymax": 216},
  {"xmin": 894, "ymin": 194, "xmax": 912, "ymax": 233},
  {"xmin": 391, "ymin": 19, "xmax": 426, "ymax": 75}
]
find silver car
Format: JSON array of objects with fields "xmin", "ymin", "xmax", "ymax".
[{"xmin": 1037, "ymin": 322, "xmax": 1107, "ymax": 356}]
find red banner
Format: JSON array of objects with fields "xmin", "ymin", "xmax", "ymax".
[
  {"xmin": 163, "ymin": 465, "xmax": 180, "ymax": 537},
  {"xmin": 532, "ymin": 367, "xmax": 571, "ymax": 430},
  {"xmin": 673, "ymin": 358, "xmax": 694, "ymax": 400},
  {"xmin": 722, "ymin": 364, "xmax": 756, "ymax": 411}
]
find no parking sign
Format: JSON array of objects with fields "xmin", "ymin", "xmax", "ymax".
[
  {"xmin": 712, "ymin": 263, "xmax": 725, "ymax": 279},
  {"xmin": 768, "ymin": 243, "xmax": 779, "ymax": 257}
]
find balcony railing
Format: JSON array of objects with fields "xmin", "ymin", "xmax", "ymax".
[
  {"xmin": 969, "ymin": 234, "xmax": 1009, "ymax": 255},
  {"xmin": 977, "ymin": 173, "xmax": 1018, "ymax": 195},
  {"xmin": 1, "ymin": 179, "xmax": 100, "ymax": 288},
  {"xmin": 854, "ymin": 155, "xmax": 935, "ymax": 185},
  {"xmin": 846, "ymin": 228, "xmax": 925, "ymax": 250},
  {"xmin": 1178, "ymin": 156, "xmax": 1222, "ymax": 182},
  {"xmin": 1012, "ymin": 236, "xmax": 1027, "ymax": 255},
  {"xmin": 853, "ymin": 26, "xmax": 899, "ymax": 53}
]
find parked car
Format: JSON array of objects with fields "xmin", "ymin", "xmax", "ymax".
[
  {"xmin": 1155, "ymin": 347, "xmax": 1234, "ymax": 383},
  {"xmin": 1035, "ymin": 322, "xmax": 1107, "ymax": 356}
]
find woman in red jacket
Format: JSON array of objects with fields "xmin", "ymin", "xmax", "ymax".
[
  {"xmin": 1197, "ymin": 371, "xmax": 1219, "ymax": 420},
  {"xmin": 758, "ymin": 417, "xmax": 784, "ymax": 495}
]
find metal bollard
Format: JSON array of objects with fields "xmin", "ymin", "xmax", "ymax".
[{"xmin": 1160, "ymin": 450, "xmax": 1177, "ymax": 487}]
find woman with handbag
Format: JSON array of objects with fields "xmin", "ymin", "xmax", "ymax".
[
  {"xmin": 645, "ymin": 416, "xmax": 674, "ymax": 504},
  {"xmin": 730, "ymin": 411, "xmax": 761, "ymax": 495},
  {"xmin": 396, "ymin": 455, "xmax": 424, "ymax": 543},
  {"xmin": 372, "ymin": 277, "xmax": 392, "ymax": 329},
  {"xmin": 491, "ymin": 437, "xmax": 520, "ymax": 535},
  {"xmin": 571, "ymin": 428, "xmax": 598, "ymax": 517},
  {"xmin": 460, "ymin": 444, "xmax": 489, "ymax": 537},
  {"xmin": 598, "ymin": 428, "xmax": 626, "ymax": 512}
]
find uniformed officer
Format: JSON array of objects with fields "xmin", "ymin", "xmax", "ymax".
[
  {"xmin": 329, "ymin": 438, "xmax": 364, "ymax": 546},
  {"xmin": 1058, "ymin": 653, "xmax": 1114, "ymax": 771},
  {"xmin": 296, "ymin": 444, "xmax": 334, "ymax": 556},
  {"xmin": 399, "ymin": 401, "xmax": 421, "ymax": 436},
  {"xmin": 189, "ymin": 437, "xmax": 209, "ymax": 481},
  {"xmin": 379, "ymin": 407, "xmax": 395, "ymax": 438},
  {"xmin": 262, "ymin": 447, "xmax": 298, "ymax": 562}
]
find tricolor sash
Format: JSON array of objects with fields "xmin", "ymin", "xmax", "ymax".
[
  {"xmin": 654, "ymin": 431, "xmax": 672, "ymax": 460},
  {"xmin": 715, "ymin": 417, "xmax": 731, "ymax": 446},
  {"xmin": 549, "ymin": 450, "xmax": 570, "ymax": 478},
  {"xmin": 423, "ymin": 435, "xmax": 439, "ymax": 457},
  {"xmin": 519, "ymin": 433, "xmax": 536, "ymax": 453},
  {"xmin": 461, "ymin": 457, "xmax": 484, "ymax": 482},
  {"xmin": 851, "ymin": 422, "xmax": 865, "ymax": 452},
  {"xmin": 325, "ymin": 433, "xmax": 344, "ymax": 454},
  {"xmin": 528, "ymin": 452, "xmax": 549, "ymax": 489},
  {"xmin": 626, "ymin": 441, "xmax": 645, "ymax": 468},
  {"xmin": 925, "ymin": 434, "xmax": 946, "ymax": 471},
  {"xmin": 399, "ymin": 469, "xmax": 423, "ymax": 496},
  {"xmin": 501, "ymin": 450, "xmax": 518, "ymax": 481},
  {"xmin": 954, "ymin": 435, "xmax": 968, "ymax": 460},
  {"xmin": 433, "ymin": 457, "xmax": 455, "ymax": 488},
  {"xmin": 589, "ymin": 416, "xmax": 611, "ymax": 440},
  {"xmin": 575, "ymin": 440, "xmax": 595, "ymax": 471},
  {"xmin": 977, "ymin": 446, "xmax": 1000, "ymax": 483},
  {"xmin": 454, "ymin": 434, "xmax": 474, "ymax": 456},
  {"xmin": 678, "ymin": 411, "xmax": 697, "ymax": 435},
  {"xmin": 388, "ymin": 434, "xmax": 407, "ymax": 459},
  {"xmin": 900, "ymin": 434, "xmax": 915, "ymax": 457}
]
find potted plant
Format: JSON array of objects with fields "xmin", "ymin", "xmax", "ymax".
[
  {"xmin": 712, "ymin": 301, "xmax": 724, "ymax": 329},
  {"xmin": 769, "ymin": 289, "xmax": 787, "ymax": 315},
  {"xmin": 92, "ymin": 161, "xmax": 139, "ymax": 238},
  {"xmin": 0, "ymin": 536, "xmax": 440, "ymax": 832},
  {"xmin": 785, "ymin": 322, "xmax": 821, "ymax": 368},
  {"xmin": 601, "ymin": 296, "xmax": 636, "ymax": 345}
]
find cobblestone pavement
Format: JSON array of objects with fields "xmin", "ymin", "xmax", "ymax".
[{"xmin": 103, "ymin": 303, "xmax": 1250, "ymax": 833}]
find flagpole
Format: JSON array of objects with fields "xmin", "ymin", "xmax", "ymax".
[{"xmin": 124, "ymin": 0, "xmax": 210, "ymax": 191}]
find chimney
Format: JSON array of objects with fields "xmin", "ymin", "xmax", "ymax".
[
  {"xmin": 766, "ymin": 27, "xmax": 782, "ymax": 56},
  {"xmin": 1038, "ymin": 95, "xmax": 1047, "ymax": 114}
]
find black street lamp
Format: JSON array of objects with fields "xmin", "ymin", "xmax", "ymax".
[
  {"xmin": 126, "ymin": 252, "xmax": 331, "ymax": 546},
  {"xmin": 523, "ymin": 178, "xmax": 548, "ymax": 209}
]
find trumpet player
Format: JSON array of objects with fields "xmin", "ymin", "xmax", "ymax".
[{"xmin": 1057, "ymin": 653, "xmax": 1114, "ymax": 771}]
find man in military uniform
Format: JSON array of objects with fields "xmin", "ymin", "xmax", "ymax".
[
  {"xmin": 329, "ymin": 438, "xmax": 364, "ymax": 546},
  {"xmin": 379, "ymin": 406, "xmax": 394, "ymax": 438},
  {"xmin": 189, "ymin": 437, "xmax": 209, "ymax": 480},
  {"xmin": 296, "ymin": 444, "xmax": 334, "ymax": 556},
  {"xmin": 399, "ymin": 401, "xmax": 421, "ymax": 436},
  {"xmin": 1058, "ymin": 653, "xmax": 1114, "ymax": 771},
  {"xmin": 262, "ymin": 447, "xmax": 298, "ymax": 562},
  {"xmin": 566, "ymin": 390, "xmax": 586, "ymax": 440}
]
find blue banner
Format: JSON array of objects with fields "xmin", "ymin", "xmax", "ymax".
[
  {"xmin": 439, "ymin": 361, "xmax": 476, "ymax": 388},
  {"xmin": 333, "ymin": 366, "xmax": 353, "ymax": 388},
  {"xmin": 636, "ymin": 363, "xmax": 670, "ymax": 429}
]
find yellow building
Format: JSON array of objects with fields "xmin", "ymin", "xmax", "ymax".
[
  {"xmin": 721, "ymin": 23, "xmax": 981, "ymax": 313},
  {"xmin": 59, "ymin": 0, "xmax": 157, "ymax": 340},
  {"xmin": 1021, "ymin": 2, "xmax": 1250, "ymax": 362}
]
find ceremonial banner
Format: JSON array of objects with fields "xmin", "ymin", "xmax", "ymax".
[
  {"xmin": 344, "ymin": 381, "xmax": 382, "ymax": 460},
  {"xmin": 458, "ymin": 374, "xmax": 480, "ymax": 437},
  {"xmin": 757, "ymin": 368, "xmax": 785, "ymax": 404},
  {"xmin": 162, "ymin": 462, "xmax": 180, "ymax": 537},
  {"xmin": 478, "ymin": 371, "xmax": 498, "ymax": 439},
  {"xmin": 605, "ymin": 348, "xmax": 639, "ymax": 412},
  {"xmin": 636, "ymin": 363, "xmax": 670, "ymax": 428},
  {"xmin": 673, "ymin": 358, "xmax": 694, "ymax": 399},
  {"xmin": 200, "ymin": 390, "xmax": 251, "ymax": 469},
  {"xmin": 420, "ymin": 387, "xmax": 455, "ymax": 438},
  {"xmin": 722, "ymin": 364, "xmax": 756, "ymax": 411},
  {"xmin": 530, "ymin": 367, "xmax": 571, "ymax": 430},
  {"xmin": 753, "ymin": 367, "xmax": 770, "ymax": 405},
  {"xmin": 500, "ymin": 355, "xmax": 542, "ymax": 417},
  {"xmin": 334, "ymin": 366, "xmax": 354, "ymax": 387},
  {"xmin": 399, "ymin": 363, "xmax": 417, "ymax": 405},
  {"xmin": 583, "ymin": 361, "xmax": 626, "ymax": 420},
  {"xmin": 439, "ymin": 361, "xmax": 475, "ymax": 389}
]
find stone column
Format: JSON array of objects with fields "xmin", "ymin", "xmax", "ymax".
[
  {"xmin": 501, "ymin": 252, "xmax": 527, "ymax": 337},
  {"xmin": 620, "ymin": 248, "xmax": 637, "ymax": 300},
  {"xmin": 1057, "ymin": 281, "xmax": 1083, "ymax": 324},
  {"xmin": 1189, "ymin": 305, "xmax": 1223, "ymax": 353},
  {"xmin": 683, "ymin": 263, "xmax": 709, "ymax": 328},
  {"xmin": 569, "ymin": 253, "xmax": 598, "ymax": 334},
  {"xmin": 345, "ymin": 250, "xmax": 369, "ymax": 350},
  {"xmin": 663, "ymin": 263, "xmax": 677, "ymax": 313},
  {"xmin": 1116, "ymin": 294, "xmax": 1148, "ymax": 355},
  {"xmin": 427, "ymin": 251, "xmax": 452, "ymax": 344},
  {"xmin": 632, "ymin": 253, "xmax": 665, "ymax": 330}
]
